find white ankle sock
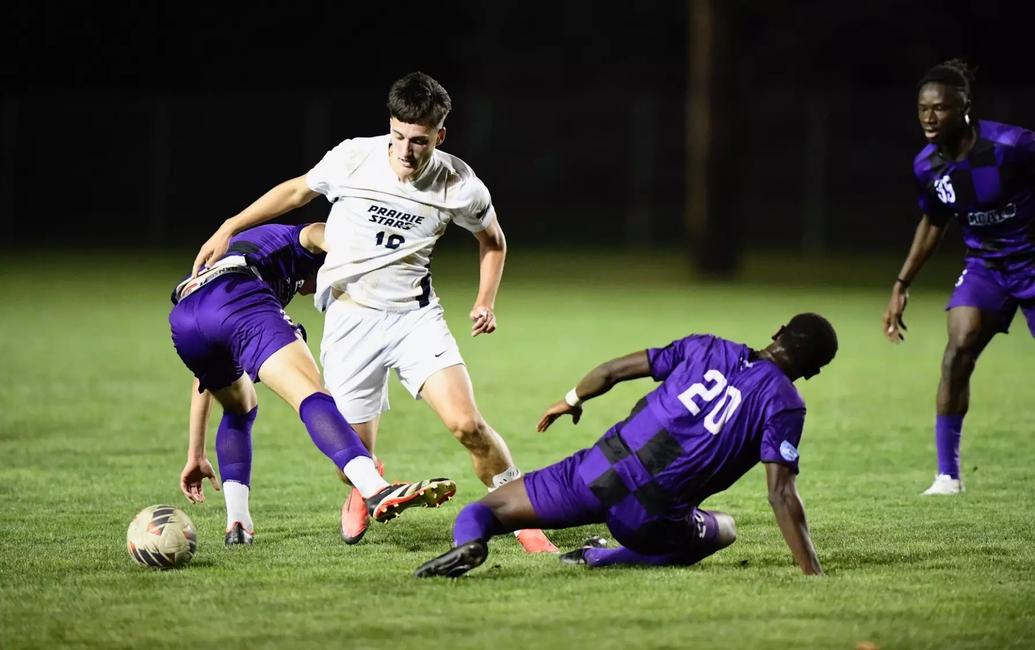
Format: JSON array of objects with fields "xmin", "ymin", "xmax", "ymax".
[
  {"xmin": 223, "ymin": 481, "xmax": 253, "ymax": 532},
  {"xmin": 344, "ymin": 456, "xmax": 391, "ymax": 498}
]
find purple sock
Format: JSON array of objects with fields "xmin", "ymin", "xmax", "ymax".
[
  {"xmin": 936, "ymin": 414, "xmax": 964, "ymax": 479},
  {"xmin": 216, "ymin": 407, "xmax": 257, "ymax": 487},
  {"xmin": 585, "ymin": 546, "xmax": 677, "ymax": 567},
  {"xmin": 298, "ymin": 393, "xmax": 370, "ymax": 469},
  {"xmin": 452, "ymin": 502, "xmax": 504, "ymax": 546}
]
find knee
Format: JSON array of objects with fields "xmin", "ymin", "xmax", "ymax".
[
  {"xmin": 449, "ymin": 415, "xmax": 491, "ymax": 450},
  {"xmin": 942, "ymin": 336, "xmax": 979, "ymax": 375}
]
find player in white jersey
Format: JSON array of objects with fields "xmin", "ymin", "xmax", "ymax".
[{"xmin": 191, "ymin": 72, "xmax": 556, "ymax": 553}]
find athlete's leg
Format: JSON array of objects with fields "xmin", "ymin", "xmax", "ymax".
[
  {"xmin": 170, "ymin": 295, "xmax": 260, "ymax": 543},
  {"xmin": 258, "ymin": 339, "xmax": 455, "ymax": 522},
  {"xmin": 579, "ymin": 510, "xmax": 737, "ymax": 569},
  {"xmin": 420, "ymin": 365, "xmax": 514, "ymax": 487},
  {"xmin": 927, "ymin": 262, "xmax": 1016, "ymax": 495},
  {"xmin": 208, "ymin": 375, "xmax": 259, "ymax": 542},
  {"xmin": 927, "ymin": 307, "xmax": 1002, "ymax": 492},
  {"xmin": 256, "ymin": 339, "xmax": 388, "ymax": 494}
]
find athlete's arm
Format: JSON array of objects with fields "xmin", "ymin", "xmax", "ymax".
[
  {"xmin": 765, "ymin": 462, "xmax": 823, "ymax": 575},
  {"xmin": 469, "ymin": 216, "xmax": 507, "ymax": 337},
  {"xmin": 536, "ymin": 351, "xmax": 652, "ymax": 432},
  {"xmin": 180, "ymin": 377, "xmax": 220, "ymax": 504},
  {"xmin": 883, "ymin": 212, "xmax": 949, "ymax": 343},
  {"xmin": 299, "ymin": 222, "xmax": 328, "ymax": 254},
  {"xmin": 192, "ymin": 175, "xmax": 320, "ymax": 278}
]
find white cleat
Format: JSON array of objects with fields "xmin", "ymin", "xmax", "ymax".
[{"xmin": 922, "ymin": 473, "xmax": 965, "ymax": 496}]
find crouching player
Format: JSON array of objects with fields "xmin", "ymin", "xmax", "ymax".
[
  {"xmin": 171, "ymin": 222, "xmax": 456, "ymax": 545},
  {"xmin": 415, "ymin": 314, "xmax": 837, "ymax": 577}
]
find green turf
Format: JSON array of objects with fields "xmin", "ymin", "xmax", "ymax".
[{"xmin": 1, "ymin": 247, "xmax": 1033, "ymax": 650}]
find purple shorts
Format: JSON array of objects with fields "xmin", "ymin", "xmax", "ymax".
[
  {"xmin": 524, "ymin": 447, "xmax": 710, "ymax": 556},
  {"xmin": 169, "ymin": 273, "xmax": 302, "ymax": 392},
  {"xmin": 947, "ymin": 257, "xmax": 1035, "ymax": 335}
]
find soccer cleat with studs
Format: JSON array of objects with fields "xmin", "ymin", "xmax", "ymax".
[
  {"xmin": 364, "ymin": 478, "xmax": 457, "ymax": 523},
  {"xmin": 224, "ymin": 521, "xmax": 254, "ymax": 546},
  {"xmin": 558, "ymin": 536, "xmax": 609, "ymax": 565},
  {"xmin": 414, "ymin": 540, "xmax": 489, "ymax": 578}
]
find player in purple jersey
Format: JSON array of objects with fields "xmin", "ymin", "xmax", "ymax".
[
  {"xmin": 414, "ymin": 314, "xmax": 837, "ymax": 578},
  {"xmin": 883, "ymin": 59, "xmax": 1035, "ymax": 496},
  {"xmin": 170, "ymin": 222, "xmax": 456, "ymax": 545}
]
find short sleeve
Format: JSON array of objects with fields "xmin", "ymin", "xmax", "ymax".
[
  {"xmin": 306, "ymin": 140, "xmax": 353, "ymax": 200},
  {"xmin": 646, "ymin": 335, "xmax": 706, "ymax": 381},
  {"xmin": 759, "ymin": 408, "xmax": 806, "ymax": 474},
  {"xmin": 451, "ymin": 176, "xmax": 496, "ymax": 233}
]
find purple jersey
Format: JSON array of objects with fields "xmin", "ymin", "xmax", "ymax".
[
  {"xmin": 576, "ymin": 335, "xmax": 805, "ymax": 536},
  {"xmin": 173, "ymin": 224, "xmax": 325, "ymax": 308},
  {"xmin": 914, "ymin": 120, "xmax": 1035, "ymax": 260}
]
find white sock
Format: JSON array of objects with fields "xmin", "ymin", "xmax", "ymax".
[
  {"xmin": 343, "ymin": 456, "xmax": 391, "ymax": 499},
  {"xmin": 223, "ymin": 481, "xmax": 253, "ymax": 532},
  {"xmin": 488, "ymin": 467, "xmax": 525, "ymax": 537}
]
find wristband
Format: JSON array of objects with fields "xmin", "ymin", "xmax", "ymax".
[
  {"xmin": 896, "ymin": 277, "xmax": 910, "ymax": 288},
  {"xmin": 564, "ymin": 388, "xmax": 583, "ymax": 408}
]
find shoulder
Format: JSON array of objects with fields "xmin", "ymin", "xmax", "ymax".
[
  {"xmin": 913, "ymin": 143, "xmax": 939, "ymax": 179},
  {"xmin": 764, "ymin": 370, "xmax": 806, "ymax": 412},
  {"xmin": 978, "ymin": 120, "xmax": 1034, "ymax": 149},
  {"xmin": 745, "ymin": 358, "xmax": 805, "ymax": 413},
  {"xmin": 434, "ymin": 149, "xmax": 490, "ymax": 203}
]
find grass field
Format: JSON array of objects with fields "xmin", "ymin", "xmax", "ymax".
[{"xmin": 1, "ymin": 246, "xmax": 1033, "ymax": 650}]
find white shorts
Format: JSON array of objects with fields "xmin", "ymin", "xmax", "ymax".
[{"xmin": 320, "ymin": 294, "xmax": 465, "ymax": 423}]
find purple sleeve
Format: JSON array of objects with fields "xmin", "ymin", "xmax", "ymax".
[
  {"xmin": 647, "ymin": 335, "xmax": 705, "ymax": 381},
  {"xmin": 759, "ymin": 408, "xmax": 806, "ymax": 474}
]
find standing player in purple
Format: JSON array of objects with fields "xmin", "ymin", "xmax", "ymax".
[
  {"xmin": 415, "ymin": 314, "xmax": 836, "ymax": 578},
  {"xmin": 172, "ymin": 222, "xmax": 456, "ymax": 545},
  {"xmin": 883, "ymin": 60, "xmax": 1035, "ymax": 496}
]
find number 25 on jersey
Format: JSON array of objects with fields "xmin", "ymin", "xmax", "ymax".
[{"xmin": 677, "ymin": 369, "xmax": 742, "ymax": 435}]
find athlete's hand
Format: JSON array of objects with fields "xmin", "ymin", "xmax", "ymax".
[
  {"xmin": 191, "ymin": 226, "xmax": 233, "ymax": 279},
  {"xmin": 470, "ymin": 305, "xmax": 497, "ymax": 337},
  {"xmin": 180, "ymin": 457, "xmax": 220, "ymax": 504},
  {"xmin": 883, "ymin": 284, "xmax": 909, "ymax": 343},
  {"xmin": 537, "ymin": 400, "xmax": 583, "ymax": 432}
]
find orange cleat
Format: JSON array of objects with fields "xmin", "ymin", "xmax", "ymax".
[{"xmin": 515, "ymin": 528, "xmax": 558, "ymax": 553}]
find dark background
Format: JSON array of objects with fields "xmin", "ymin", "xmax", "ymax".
[{"xmin": 2, "ymin": 1, "xmax": 1033, "ymax": 262}]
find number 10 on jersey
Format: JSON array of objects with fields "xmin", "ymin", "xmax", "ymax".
[
  {"xmin": 375, "ymin": 231, "xmax": 406, "ymax": 249},
  {"xmin": 677, "ymin": 369, "xmax": 742, "ymax": 435}
]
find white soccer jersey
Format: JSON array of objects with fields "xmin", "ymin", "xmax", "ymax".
[{"xmin": 306, "ymin": 134, "xmax": 495, "ymax": 312}]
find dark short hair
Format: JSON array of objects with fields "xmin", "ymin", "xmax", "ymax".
[
  {"xmin": 918, "ymin": 58, "xmax": 976, "ymax": 102},
  {"xmin": 387, "ymin": 72, "xmax": 452, "ymax": 127},
  {"xmin": 778, "ymin": 313, "xmax": 838, "ymax": 376}
]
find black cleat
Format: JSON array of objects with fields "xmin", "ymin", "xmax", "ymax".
[
  {"xmin": 559, "ymin": 536, "xmax": 608, "ymax": 565},
  {"xmin": 224, "ymin": 522, "xmax": 254, "ymax": 546},
  {"xmin": 414, "ymin": 541, "xmax": 488, "ymax": 578}
]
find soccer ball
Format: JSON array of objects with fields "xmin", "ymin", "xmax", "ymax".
[{"xmin": 126, "ymin": 504, "xmax": 197, "ymax": 569}]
